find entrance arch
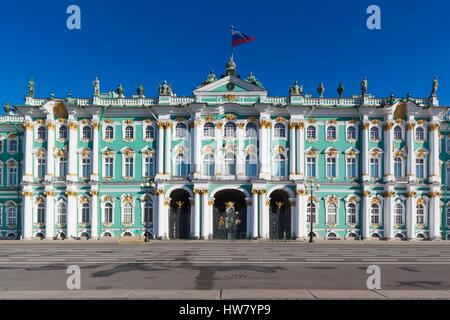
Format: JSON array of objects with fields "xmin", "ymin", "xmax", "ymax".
[
  {"xmin": 213, "ymin": 189, "xmax": 247, "ymax": 239},
  {"xmin": 169, "ymin": 189, "xmax": 191, "ymax": 239},
  {"xmin": 269, "ymin": 189, "xmax": 292, "ymax": 240}
]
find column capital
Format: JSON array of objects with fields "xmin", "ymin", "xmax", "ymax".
[
  {"xmin": 251, "ymin": 188, "xmax": 266, "ymax": 195},
  {"xmin": 428, "ymin": 123, "xmax": 440, "ymax": 132},
  {"xmin": 383, "ymin": 121, "xmax": 394, "ymax": 131},
  {"xmin": 23, "ymin": 122, "xmax": 33, "ymax": 131},
  {"xmin": 362, "ymin": 190, "xmax": 371, "ymax": 197},
  {"xmin": 45, "ymin": 121, "xmax": 55, "ymax": 130},
  {"xmin": 406, "ymin": 122, "xmax": 416, "ymax": 131},
  {"xmin": 21, "ymin": 191, "xmax": 33, "ymax": 197},
  {"xmin": 155, "ymin": 188, "xmax": 165, "ymax": 195},
  {"xmin": 44, "ymin": 191, "xmax": 55, "ymax": 197},
  {"xmin": 383, "ymin": 191, "xmax": 396, "ymax": 198},
  {"xmin": 405, "ymin": 191, "xmax": 417, "ymax": 198}
]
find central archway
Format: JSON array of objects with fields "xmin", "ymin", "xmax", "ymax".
[
  {"xmin": 269, "ymin": 190, "xmax": 292, "ymax": 240},
  {"xmin": 169, "ymin": 189, "xmax": 191, "ymax": 239},
  {"xmin": 213, "ymin": 189, "xmax": 247, "ymax": 239}
]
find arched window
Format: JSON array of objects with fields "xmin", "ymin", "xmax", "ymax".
[
  {"xmin": 446, "ymin": 206, "xmax": 450, "ymax": 227},
  {"xmin": 245, "ymin": 123, "xmax": 258, "ymax": 138},
  {"xmin": 326, "ymin": 126, "xmax": 337, "ymax": 140},
  {"xmin": 307, "ymin": 203, "xmax": 316, "ymax": 224},
  {"xmin": 124, "ymin": 126, "xmax": 134, "ymax": 140},
  {"xmin": 105, "ymin": 126, "xmax": 114, "ymax": 140},
  {"xmin": 8, "ymin": 162, "xmax": 17, "ymax": 186},
  {"xmin": 370, "ymin": 204, "xmax": 380, "ymax": 224},
  {"xmin": 37, "ymin": 202, "xmax": 45, "ymax": 224},
  {"xmin": 393, "ymin": 126, "xmax": 402, "ymax": 140},
  {"xmin": 81, "ymin": 203, "xmax": 90, "ymax": 223},
  {"xmin": 143, "ymin": 156, "xmax": 154, "ymax": 177},
  {"xmin": 370, "ymin": 156, "xmax": 380, "ymax": 179},
  {"xmin": 416, "ymin": 204, "xmax": 425, "ymax": 224},
  {"xmin": 124, "ymin": 153, "xmax": 134, "ymax": 178},
  {"xmin": 145, "ymin": 126, "xmax": 155, "ymax": 139},
  {"xmin": 0, "ymin": 162, "xmax": 3, "ymax": 187},
  {"xmin": 82, "ymin": 126, "xmax": 92, "ymax": 140},
  {"xmin": 37, "ymin": 126, "xmax": 46, "ymax": 141},
  {"xmin": 37, "ymin": 156, "xmax": 46, "ymax": 179},
  {"xmin": 58, "ymin": 156, "xmax": 67, "ymax": 179},
  {"xmin": 416, "ymin": 158, "xmax": 425, "ymax": 179},
  {"xmin": 370, "ymin": 127, "xmax": 380, "ymax": 140},
  {"xmin": 175, "ymin": 123, "xmax": 187, "ymax": 138},
  {"xmin": 123, "ymin": 203, "xmax": 133, "ymax": 224},
  {"xmin": 415, "ymin": 127, "xmax": 425, "ymax": 141},
  {"xmin": 346, "ymin": 126, "xmax": 356, "ymax": 140},
  {"xmin": 174, "ymin": 153, "xmax": 187, "ymax": 176},
  {"xmin": 306, "ymin": 126, "xmax": 316, "ymax": 140},
  {"xmin": 144, "ymin": 201, "xmax": 153, "ymax": 224},
  {"xmin": 8, "ymin": 139, "xmax": 17, "ymax": 153},
  {"xmin": 104, "ymin": 202, "xmax": 113, "ymax": 224},
  {"xmin": 346, "ymin": 156, "xmax": 357, "ymax": 179},
  {"xmin": 59, "ymin": 125, "xmax": 68, "ymax": 140},
  {"xmin": 394, "ymin": 157, "xmax": 403, "ymax": 178},
  {"xmin": 326, "ymin": 156, "xmax": 337, "ymax": 178},
  {"xmin": 306, "ymin": 156, "xmax": 316, "ymax": 178},
  {"xmin": 7, "ymin": 205, "xmax": 17, "ymax": 225},
  {"xmin": 347, "ymin": 203, "xmax": 356, "ymax": 224},
  {"xmin": 327, "ymin": 204, "xmax": 337, "ymax": 225},
  {"xmin": 81, "ymin": 154, "xmax": 91, "ymax": 178},
  {"xmin": 273, "ymin": 154, "xmax": 286, "ymax": 177},
  {"xmin": 274, "ymin": 123, "xmax": 286, "ymax": 138},
  {"xmin": 224, "ymin": 122, "xmax": 236, "ymax": 137},
  {"xmin": 394, "ymin": 203, "xmax": 404, "ymax": 225},
  {"xmin": 203, "ymin": 123, "xmax": 215, "ymax": 137},
  {"xmin": 224, "ymin": 153, "xmax": 236, "ymax": 175},
  {"xmin": 245, "ymin": 154, "xmax": 258, "ymax": 177},
  {"xmin": 203, "ymin": 154, "xmax": 215, "ymax": 176},
  {"xmin": 57, "ymin": 202, "xmax": 67, "ymax": 224}
]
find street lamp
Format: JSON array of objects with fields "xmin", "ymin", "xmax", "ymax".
[
  {"xmin": 144, "ymin": 179, "xmax": 156, "ymax": 242},
  {"xmin": 306, "ymin": 178, "xmax": 320, "ymax": 243}
]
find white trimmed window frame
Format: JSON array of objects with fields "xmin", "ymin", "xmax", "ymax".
[
  {"xmin": 78, "ymin": 196, "xmax": 91, "ymax": 224},
  {"xmin": 56, "ymin": 123, "xmax": 68, "ymax": 142},
  {"xmin": 345, "ymin": 151, "xmax": 359, "ymax": 181},
  {"xmin": 393, "ymin": 156, "xmax": 405, "ymax": 179},
  {"xmin": 393, "ymin": 124, "xmax": 404, "ymax": 142},
  {"xmin": 245, "ymin": 122, "xmax": 258, "ymax": 139},
  {"xmin": 142, "ymin": 150, "xmax": 155, "ymax": 178},
  {"xmin": 79, "ymin": 149, "xmax": 92, "ymax": 179},
  {"xmin": 325, "ymin": 152, "xmax": 338, "ymax": 180},
  {"xmin": 415, "ymin": 126, "xmax": 427, "ymax": 143},
  {"xmin": 7, "ymin": 137, "xmax": 18, "ymax": 155},
  {"xmin": 140, "ymin": 196, "xmax": 155, "ymax": 224},
  {"xmin": 273, "ymin": 122, "xmax": 287, "ymax": 139},
  {"xmin": 7, "ymin": 159, "xmax": 18, "ymax": 187},
  {"xmin": 416, "ymin": 199, "xmax": 428, "ymax": 226},
  {"xmin": 103, "ymin": 124, "xmax": 115, "ymax": 142},
  {"xmin": 34, "ymin": 149, "xmax": 46, "ymax": 180},
  {"xmin": 34, "ymin": 198, "xmax": 45, "ymax": 224},
  {"xmin": 369, "ymin": 125, "xmax": 382, "ymax": 142},
  {"xmin": 35, "ymin": 125, "xmax": 47, "ymax": 143},
  {"xmin": 102, "ymin": 200, "xmax": 115, "ymax": 225},
  {"xmin": 0, "ymin": 160, "xmax": 3, "ymax": 187},
  {"xmin": 143, "ymin": 122, "xmax": 155, "ymax": 142},
  {"xmin": 174, "ymin": 122, "xmax": 188, "ymax": 140},
  {"xmin": 203, "ymin": 122, "xmax": 216, "ymax": 139},
  {"xmin": 305, "ymin": 124, "xmax": 318, "ymax": 142},
  {"xmin": 393, "ymin": 200, "xmax": 405, "ymax": 226},
  {"xmin": 56, "ymin": 155, "xmax": 68, "ymax": 180},
  {"xmin": 306, "ymin": 153, "xmax": 318, "ymax": 179},
  {"xmin": 0, "ymin": 137, "xmax": 4, "ymax": 153},
  {"xmin": 56, "ymin": 199, "xmax": 67, "ymax": 225},
  {"xmin": 326, "ymin": 201, "xmax": 339, "ymax": 226},
  {"xmin": 6, "ymin": 201, "xmax": 17, "ymax": 226},
  {"xmin": 345, "ymin": 198, "xmax": 359, "ymax": 226},
  {"xmin": 325, "ymin": 124, "xmax": 338, "ymax": 142},
  {"xmin": 122, "ymin": 122, "xmax": 136, "ymax": 142},
  {"xmin": 370, "ymin": 202, "xmax": 381, "ymax": 225},
  {"xmin": 122, "ymin": 149, "xmax": 135, "ymax": 180},
  {"xmin": 306, "ymin": 200, "xmax": 319, "ymax": 225},
  {"xmin": 272, "ymin": 152, "xmax": 287, "ymax": 178},
  {"xmin": 102, "ymin": 149, "xmax": 115, "ymax": 180},
  {"xmin": 80, "ymin": 124, "xmax": 92, "ymax": 142},
  {"xmin": 121, "ymin": 197, "xmax": 134, "ymax": 226}
]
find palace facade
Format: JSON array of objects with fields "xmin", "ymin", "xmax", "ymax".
[{"xmin": 0, "ymin": 58, "xmax": 449, "ymax": 241}]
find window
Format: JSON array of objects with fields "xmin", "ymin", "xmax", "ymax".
[
  {"xmin": 8, "ymin": 164, "xmax": 17, "ymax": 186},
  {"xmin": 175, "ymin": 123, "xmax": 187, "ymax": 138},
  {"xmin": 327, "ymin": 204, "xmax": 337, "ymax": 225},
  {"xmin": 104, "ymin": 203, "xmax": 113, "ymax": 224},
  {"xmin": 203, "ymin": 123, "xmax": 215, "ymax": 138},
  {"xmin": 124, "ymin": 126, "xmax": 134, "ymax": 140},
  {"xmin": 37, "ymin": 203, "xmax": 45, "ymax": 224},
  {"xmin": 306, "ymin": 156, "xmax": 316, "ymax": 178},
  {"xmin": 394, "ymin": 157, "xmax": 403, "ymax": 178},
  {"xmin": 245, "ymin": 123, "xmax": 258, "ymax": 138},
  {"xmin": 307, "ymin": 203, "xmax": 316, "ymax": 224},
  {"xmin": 274, "ymin": 123, "xmax": 286, "ymax": 138},
  {"xmin": 447, "ymin": 137, "xmax": 450, "ymax": 153},
  {"xmin": 447, "ymin": 164, "xmax": 450, "ymax": 186},
  {"xmin": 346, "ymin": 126, "xmax": 356, "ymax": 140},
  {"xmin": 245, "ymin": 154, "xmax": 258, "ymax": 177},
  {"xmin": 203, "ymin": 154, "xmax": 215, "ymax": 176},
  {"xmin": 81, "ymin": 203, "xmax": 90, "ymax": 223},
  {"xmin": 7, "ymin": 205, "xmax": 17, "ymax": 225},
  {"xmin": 57, "ymin": 202, "xmax": 67, "ymax": 224},
  {"xmin": 416, "ymin": 204, "xmax": 425, "ymax": 224},
  {"xmin": 446, "ymin": 207, "xmax": 450, "ymax": 227},
  {"xmin": 394, "ymin": 203, "xmax": 404, "ymax": 225},
  {"xmin": 273, "ymin": 154, "xmax": 286, "ymax": 177},
  {"xmin": 82, "ymin": 126, "xmax": 92, "ymax": 141},
  {"xmin": 326, "ymin": 126, "xmax": 337, "ymax": 140},
  {"xmin": 59, "ymin": 125, "xmax": 68, "ymax": 140},
  {"xmin": 144, "ymin": 201, "xmax": 153, "ymax": 224},
  {"xmin": 370, "ymin": 127, "xmax": 380, "ymax": 141},
  {"xmin": 105, "ymin": 126, "xmax": 114, "ymax": 140},
  {"xmin": 174, "ymin": 153, "xmax": 187, "ymax": 176},
  {"xmin": 0, "ymin": 139, "xmax": 3, "ymax": 153},
  {"xmin": 415, "ymin": 127, "xmax": 424, "ymax": 141},
  {"xmin": 416, "ymin": 158, "xmax": 425, "ymax": 179},
  {"xmin": 58, "ymin": 157, "xmax": 67, "ymax": 179},
  {"xmin": 393, "ymin": 126, "xmax": 402, "ymax": 140},
  {"xmin": 82, "ymin": 156, "xmax": 91, "ymax": 179},
  {"xmin": 370, "ymin": 204, "xmax": 380, "ymax": 224},
  {"xmin": 347, "ymin": 203, "xmax": 356, "ymax": 224},
  {"xmin": 8, "ymin": 139, "xmax": 17, "ymax": 153},
  {"xmin": 0, "ymin": 206, "xmax": 2, "ymax": 225},
  {"xmin": 224, "ymin": 153, "xmax": 236, "ymax": 175},
  {"xmin": 37, "ymin": 126, "xmax": 46, "ymax": 141},
  {"xmin": 104, "ymin": 156, "xmax": 114, "ymax": 178},
  {"xmin": 306, "ymin": 126, "xmax": 316, "ymax": 140},
  {"xmin": 124, "ymin": 156, "xmax": 134, "ymax": 178},
  {"xmin": 346, "ymin": 157, "xmax": 357, "ymax": 179},
  {"xmin": 145, "ymin": 126, "xmax": 155, "ymax": 140},
  {"xmin": 123, "ymin": 203, "xmax": 133, "ymax": 224},
  {"xmin": 224, "ymin": 122, "xmax": 236, "ymax": 137},
  {"xmin": 144, "ymin": 156, "xmax": 154, "ymax": 177},
  {"xmin": 37, "ymin": 157, "xmax": 46, "ymax": 179},
  {"xmin": 326, "ymin": 157, "xmax": 337, "ymax": 178},
  {"xmin": 370, "ymin": 157, "xmax": 380, "ymax": 179},
  {"xmin": 0, "ymin": 162, "xmax": 3, "ymax": 186}
]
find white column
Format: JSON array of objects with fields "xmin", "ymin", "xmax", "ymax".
[
  {"xmin": 429, "ymin": 190, "xmax": 441, "ymax": 240},
  {"xmin": 91, "ymin": 121, "xmax": 100, "ymax": 181},
  {"xmin": 246, "ymin": 197, "xmax": 252, "ymax": 239},
  {"xmin": 215, "ymin": 123, "xmax": 223, "ymax": 176},
  {"xmin": 236, "ymin": 123, "xmax": 245, "ymax": 177},
  {"xmin": 383, "ymin": 190, "xmax": 394, "ymax": 239},
  {"xmin": 23, "ymin": 121, "xmax": 33, "ymax": 182},
  {"xmin": 289, "ymin": 123, "xmax": 296, "ymax": 178},
  {"xmin": 164, "ymin": 124, "xmax": 172, "ymax": 176},
  {"xmin": 252, "ymin": 190, "xmax": 259, "ymax": 238},
  {"xmin": 362, "ymin": 191, "xmax": 371, "ymax": 239},
  {"xmin": 259, "ymin": 120, "xmax": 270, "ymax": 180},
  {"xmin": 362, "ymin": 122, "xmax": 370, "ymax": 181},
  {"xmin": 406, "ymin": 120, "xmax": 415, "ymax": 182},
  {"xmin": 201, "ymin": 191, "xmax": 211, "ymax": 239},
  {"xmin": 44, "ymin": 190, "xmax": 55, "ymax": 239},
  {"xmin": 289, "ymin": 199, "xmax": 296, "ymax": 238},
  {"xmin": 67, "ymin": 121, "xmax": 78, "ymax": 182},
  {"xmin": 406, "ymin": 190, "xmax": 416, "ymax": 240},
  {"xmin": 261, "ymin": 193, "xmax": 270, "ymax": 239},
  {"xmin": 298, "ymin": 123, "xmax": 305, "ymax": 179},
  {"xmin": 156, "ymin": 189, "xmax": 164, "ymax": 238},
  {"xmin": 428, "ymin": 122, "xmax": 440, "ymax": 183},
  {"xmin": 22, "ymin": 191, "xmax": 33, "ymax": 239},
  {"xmin": 45, "ymin": 121, "xmax": 55, "ymax": 180},
  {"xmin": 384, "ymin": 120, "xmax": 394, "ymax": 182},
  {"xmin": 90, "ymin": 191, "xmax": 99, "ymax": 239},
  {"xmin": 157, "ymin": 123, "xmax": 164, "ymax": 175},
  {"xmin": 296, "ymin": 189, "xmax": 306, "ymax": 239},
  {"xmin": 66, "ymin": 191, "xmax": 78, "ymax": 239},
  {"xmin": 193, "ymin": 119, "xmax": 203, "ymax": 178},
  {"xmin": 193, "ymin": 191, "xmax": 200, "ymax": 239}
]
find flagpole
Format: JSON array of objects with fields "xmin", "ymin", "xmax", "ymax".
[{"xmin": 230, "ymin": 25, "xmax": 234, "ymax": 60}]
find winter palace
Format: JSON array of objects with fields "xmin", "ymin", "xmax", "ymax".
[{"xmin": 0, "ymin": 58, "xmax": 449, "ymax": 241}]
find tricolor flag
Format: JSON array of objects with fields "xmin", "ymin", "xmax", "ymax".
[{"xmin": 231, "ymin": 26, "xmax": 256, "ymax": 47}]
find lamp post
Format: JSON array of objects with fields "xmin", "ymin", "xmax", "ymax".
[
  {"xmin": 144, "ymin": 179, "xmax": 156, "ymax": 242},
  {"xmin": 306, "ymin": 178, "xmax": 320, "ymax": 243}
]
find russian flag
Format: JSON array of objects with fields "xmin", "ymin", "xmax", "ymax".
[{"xmin": 231, "ymin": 28, "xmax": 256, "ymax": 47}]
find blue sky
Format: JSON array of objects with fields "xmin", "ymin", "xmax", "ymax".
[{"xmin": 1, "ymin": 0, "xmax": 449, "ymax": 112}]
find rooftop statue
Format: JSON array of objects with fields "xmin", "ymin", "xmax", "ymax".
[
  {"xmin": 225, "ymin": 56, "xmax": 237, "ymax": 77},
  {"xmin": 361, "ymin": 76, "xmax": 368, "ymax": 96},
  {"xmin": 431, "ymin": 76, "xmax": 438, "ymax": 96},
  {"xmin": 116, "ymin": 84, "xmax": 124, "ymax": 97},
  {"xmin": 27, "ymin": 78, "xmax": 35, "ymax": 97},
  {"xmin": 337, "ymin": 82, "xmax": 344, "ymax": 98},
  {"xmin": 197, "ymin": 70, "xmax": 217, "ymax": 88},
  {"xmin": 385, "ymin": 93, "xmax": 396, "ymax": 105},
  {"xmin": 93, "ymin": 77, "xmax": 100, "ymax": 96},
  {"xmin": 159, "ymin": 80, "xmax": 173, "ymax": 96},
  {"xmin": 246, "ymin": 71, "xmax": 264, "ymax": 88},
  {"xmin": 317, "ymin": 82, "xmax": 325, "ymax": 98},
  {"xmin": 289, "ymin": 81, "xmax": 303, "ymax": 95},
  {"xmin": 137, "ymin": 83, "xmax": 145, "ymax": 98},
  {"xmin": 3, "ymin": 101, "xmax": 11, "ymax": 114}
]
